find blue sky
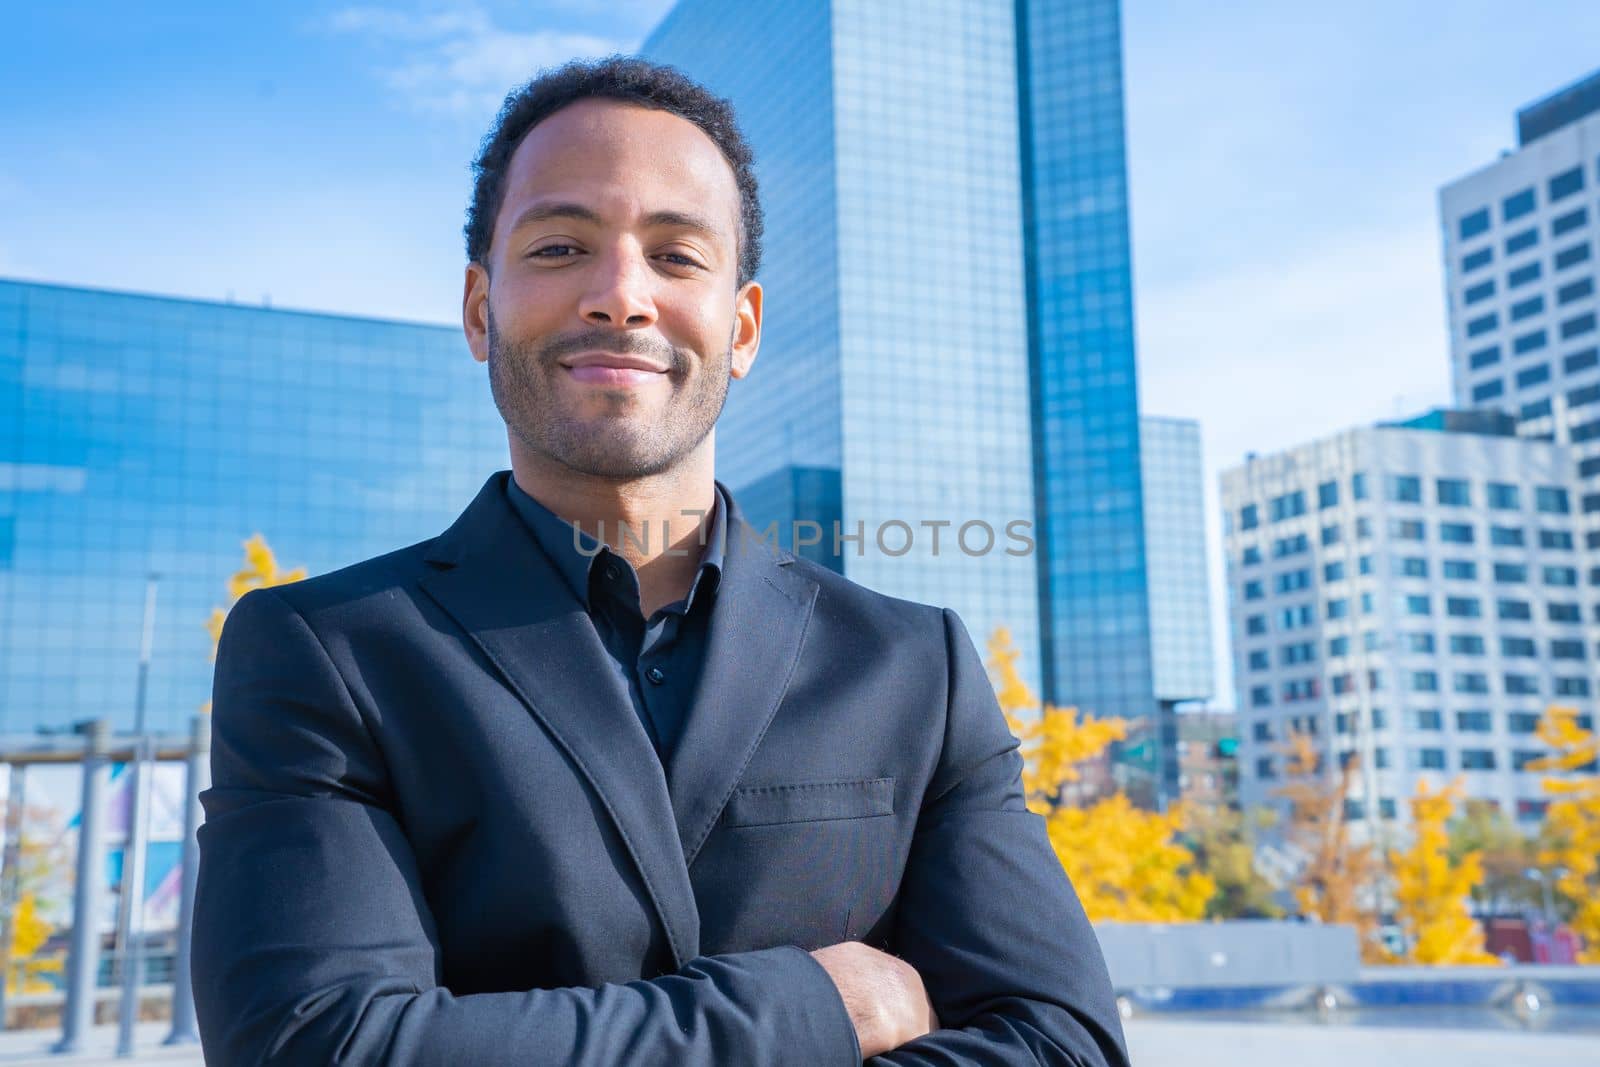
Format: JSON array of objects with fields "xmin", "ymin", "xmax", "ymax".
[{"xmin": 5, "ymin": 1, "xmax": 1600, "ymax": 707}]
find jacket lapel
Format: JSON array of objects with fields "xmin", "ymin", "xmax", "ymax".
[
  {"xmin": 666, "ymin": 486, "xmax": 819, "ymax": 870},
  {"xmin": 416, "ymin": 472, "xmax": 701, "ymax": 968}
]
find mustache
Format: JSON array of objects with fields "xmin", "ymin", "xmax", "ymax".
[{"xmin": 534, "ymin": 328, "xmax": 684, "ymax": 370}]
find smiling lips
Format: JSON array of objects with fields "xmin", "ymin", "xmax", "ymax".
[{"xmin": 560, "ymin": 351, "xmax": 669, "ymax": 386}]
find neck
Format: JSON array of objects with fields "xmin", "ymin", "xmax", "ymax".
[{"xmin": 508, "ymin": 436, "xmax": 719, "ymax": 614}]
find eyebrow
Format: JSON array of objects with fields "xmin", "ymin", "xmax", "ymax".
[{"xmin": 507, "ymin": 201, "xmax": 724, "ymax": 243}]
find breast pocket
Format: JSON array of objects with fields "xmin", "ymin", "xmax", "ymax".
[{"xmin": 723, "ymin": 776, "xmax": 895, "ymax": 828}]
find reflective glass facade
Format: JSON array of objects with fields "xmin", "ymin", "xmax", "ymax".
[
  {"xmin": 645, "ymin": 0, "xmax": 1150, "ymax": 715},
  {"xmin": 0, "ymin": 278, "xmax": 508, "ymax": 734}
]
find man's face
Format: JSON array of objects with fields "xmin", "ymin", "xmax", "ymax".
[{"xmin": 463, "ymin": 98, "xmax": 761, "ymax": 481}]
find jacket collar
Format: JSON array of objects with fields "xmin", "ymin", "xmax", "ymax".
[{"xmin": 419, "ymin": 471, "xmax": 817, "ymax": 969}]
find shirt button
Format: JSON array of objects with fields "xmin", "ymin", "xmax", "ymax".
[{"xmin": 646, "ymin": 666, "xmax": 666, "ymax": 685}]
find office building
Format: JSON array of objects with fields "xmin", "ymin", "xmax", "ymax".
[
  {"xmin": 1221, "ymin": 410, "xmax": 1593, "ymax": 830},
  {"xmin": 1440, "ymin": 68, "xmax": 1599, "ymax": 524},
  {"xmin": 0, "ymin": 278, "xmax": 508, "ymax": 734},
  {"xmin": 1141, "ymin": 415, "xmax": 1217, "ymax": 802},
  {"xmin": 642, "ymin": 0, "xmax": 1155, "ymax": 749}
]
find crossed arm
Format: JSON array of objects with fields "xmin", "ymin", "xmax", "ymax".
[{"xmin": 192, "ymin": 588, "xmax": 1128, "ymax": 1065}]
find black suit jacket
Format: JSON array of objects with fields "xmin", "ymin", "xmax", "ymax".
[{"xmin": 192, "ymin": 471, "xmax": 1128, "ymax": 1066}]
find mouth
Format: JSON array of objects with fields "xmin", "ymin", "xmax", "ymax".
[{"xmin": 559, "ymin": 351, "xmax": 670, "ymax": 387}]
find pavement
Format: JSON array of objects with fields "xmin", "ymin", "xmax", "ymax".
[{"xmin": 0, "ymin": 1017, "xmax": 1594, "ymax": 1065}]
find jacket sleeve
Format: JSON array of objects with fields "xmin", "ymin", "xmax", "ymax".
[
  {"xmin": 192, "ymin": 586, "xmax": 860, "ymax": 1067},
  {"xmin": 867, "ymin": 609, "xmax": 1130, "ymax": 1066}
]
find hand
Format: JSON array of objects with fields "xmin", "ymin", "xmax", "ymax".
[{"xmin": 809, "ymin": 941, "xmax": 941, "ymax": 1060}]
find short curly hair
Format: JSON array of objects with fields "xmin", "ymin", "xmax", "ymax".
[{"xmin": 465, "ymin": 55, "xmax": 763, "ymax": 288}]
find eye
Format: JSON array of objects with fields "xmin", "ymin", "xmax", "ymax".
[
  {"xmin": 528, "ymin": 244, "xmax": 581, "ymax": 259},
  {"xmin": 658, "ymin": 252, "xmax": 704, "ymax": 268}
]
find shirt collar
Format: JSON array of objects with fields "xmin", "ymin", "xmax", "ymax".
[{"xmin": 503, "ymin": 473, "xmax": 727, "ymax": 611}]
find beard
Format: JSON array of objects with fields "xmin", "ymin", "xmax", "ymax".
[{"xmin": 485, "ymin": 304, "xmax": 734, "ymax": 481}]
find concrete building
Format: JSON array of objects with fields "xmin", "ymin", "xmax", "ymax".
[
  {"xmin": 0, "ymin": 278, "xmax": 508, "ymax": 734},
  {"xmin": 641, "ymin": 0, "xmax": 1158, "ymax": 776},
  {"xmin": 1440, "ymin": 68, "xmax": 1600, "ymax": 527},
  {"xmin": 1221, "ymin": 409, "xmax": 1593, "ymax": 831}
]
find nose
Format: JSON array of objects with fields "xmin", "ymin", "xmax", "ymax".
[{"xmin": 577, "ymin": 244, "xmax": 658, "ymax": 328}]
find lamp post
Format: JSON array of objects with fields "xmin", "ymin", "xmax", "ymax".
[{"xmin": 116, "ymin": 573, "xmax": 159, "ymax": 1057}]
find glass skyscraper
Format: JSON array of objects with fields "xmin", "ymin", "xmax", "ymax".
[
  {"xmin": 0, "ymin": 278, "xmax": 508, "ymax": 735},
  {"xmin": 643, "ymin": 0, "xmax": 1153, "ymax": 748}
]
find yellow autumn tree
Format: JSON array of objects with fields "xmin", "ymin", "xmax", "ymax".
[
  {"xmin": 6, "ymin": 893, "xmax": 63, "ymax": 994},
  {"xmin": 1527, "ymin": 706, "xmax": 1600, "ymax": 962},
  {"xmin": 1388, "ymin": 778, "xmax": 1500, "ymax": 965},
  {"xmin": 1274, "ymin": 732, "xmax": 1384, "ymax": 960},
  {"xmin": 201, "ymin": 534, "xmax": 306, "ymax": 713},
  {"xmin": 986, "ymin": 627, "xmax": 1214, "ymax": 921}
]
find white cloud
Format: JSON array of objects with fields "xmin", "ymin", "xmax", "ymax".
[{"xmin": 320, "ymin": 5, "xmax": 634, "ymax": 119}]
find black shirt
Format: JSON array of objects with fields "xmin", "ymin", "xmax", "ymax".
[{"xmin": 504, "ymin": 475, "xmax": 727, "ymax": 764}]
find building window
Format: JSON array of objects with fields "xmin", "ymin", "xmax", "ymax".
[
  {"xmin": 1516, "ymin": 363, "xmax": 1550, "ymax": 389},
  {"xmin": 1243, "ymin": 580, "xmax": 1264, "ymax": 600},
  {"xmin": 1508, "ymin": 262, "xmax": 1542, "ymax": 288},
  {"xmin": 1469, "ymin": 345, "xmax": 1502, "ymax": 370},
  {"xmin": 1466, "ymin": 313, "xmax": 1498, "ymax": 338},
  {"xmin": 1272, "ymin": 533, "xmax": 1310, "ymax": 557},
  {"xmin": 1551, "ymin": 638, "xmax": 1586, "ymax": 659},
  {"xmin": 1555, "ymin": 242, "xmax": 1593, "ymax": 270},
  {"xmin": 1256, "ymin": 757, "xmax": 1275, "ymax": 780},
  {"xmin": 1543, "ymin": 565, "xmax": 1578, "ymax": 586},
  {"xmin": 1521, "ymin": 397, "xmax": 1553, "ymax": 420},
  {"xmin": 1454, "ymin": 672, "xmax": 1490, "ymax": 694},
  {"xmin": 1497, "ymin": 598, "xmax": 1532, "ymax": 620},
  {"xmin": 1555, "ymin": 676, "xmax": 1591, "ymax": 696},
  {"xmin": 1250, "ymin": 686, "xmax": 1271, "ymax": 708},
  {"xmin": 1410, "ymin": 709, "xmax": 1443, "ymax": 731},
  {"xmin": 1501, "ymin": 636, "xmax": 1537, "ymax": 657},
  {"xmin": 1326, "ymin": 598, "xmax": 1349, "ymax": 620},
  {"xmin": 1505, "ymin": 228, "xmax": 1538, "ymax": 255},
  {"xmin": 1560, "ymin": 279, "xmax": 1595, "ymax": 305},
  {"xmin": 1462, "ymin": 246, "xmax": 1493, "ymax": 272},
  {"xmin": 1358, "ymin": 554, "xmax": 1373, "ymax": 575},
  {"xmin": 1398, "ymin": 557, "xmax": 1429, "ymax": 578},
  {"xmin": 1456, "ymin": 710, "xmax": 1493, "ymax": 732},
  {"xmin": 1517, "ymin": 799, "xmax": 1549, "ymax": 821},
  {"xmin": 1404, "ymin": 632, "xmax": 1436, "ymax": 653},
  {"xmin": 1240, "ymin": 503, "xmax": 1258, "ymax": 530},
  {"xmin": 1513, "ymin": 330, "xmax": 1547, "ymax": 355},
  {"xmin": 1493, "ymin": 562, "xmax": 1527, "ymax": 583},
  {"xmin": 1472, "ymin": 380, "xmax": 1504, "ymax": 402},
  {"xmin": 1410, "ymin": 749, "xmax": 1447, "ymax": 770},
  {"xmin": 1351, "ymin": 472, "xmax": 1368, "ymax": 500},
  {"xmin": 1274, "ymin": 569, "xmax": 1312, "ymax": 593},
  {"xmin": 1512, "ymin": 750, "xmax": 1547, "ymax": 772},
  {"xmin": 1565, "ymin": 345, "xmax": 1599, "ymax": 373},
  {"xmin": 1552, "ymin": 206, "xmax": 1588, "ymax": 237},
  {"xmin": 1404, "ymin": 594, "xmax": 1431, "ymax": 616},
  {"xmin": 1459, "ymin": 207, "xmax": 1490, "ymax": 240},
  {"xmin": 1328, "ymin": 635, "xmax": 1349, "ymax": 657},
  {"xmin": 1270, "ymin": 491, "xmax": 1306, "ymax": 521},
  {"xmin": 1246, "ymin": 614, "xmax": 1267, "ymax": 635},
  {"xmin": 1242, "ymin": 545, "xmax": 1262, "ymax": 565},
  {"xmin": 1355, "ymin": 516, "xmax": 1372, "ymax": 540},
  {"xmin": 1247, "ymin": 650, "xmax": 1269, "ymax": 670},
  {"xmin": 1486, "ymin": 482, "xmax": 1519, "ymax": 509},
  {"xmin": 1435, "ymin": 478, "xmax": 1471, "ymax": 507},
  {"xmin": 1508, "ymin": 711, "xmax": 1540, "ymax": 734},
  {"xmin": 1461, "ymin": 749, "xmax": 1497, "ymax": 771},
  {"xmin": 1510, "ymin": 295, "xmax": 1543, "ymax": 322},
  {"xmin": 1409, "ymin": 671, "xmax": 1439, "ymax": 692},
  {"xmin": 1449, "ymin": 634, "xmax": 1485, "ymax": 655},
  {"xmin": 1504, "ymin": 673, "xmax": 1540, "ymax": 695},
  {"xmin": 1317, "ymin": 480, "xmax": 1339, "ymax": 509},
  {"xmin": 1464, "ymin": 280, "xmax": 1495, "ymax": 305},
  {"xmin": 1549, "ymin": 165, "xmax": 1585, "ymax": 202},
  {"xmin": 1445, "ymin": 596, "xmax": 1481, "ymax": 617},
  {"xmin": 1548, "ymin": 602, "xmax": 1580, "ymax": 622},
  {"xmin": 1502, "ymin": 188, "xmax": 1536, "ymax": 222},
  {"xmin": 1391, "ymin": 518, "xmax": 1426, "ymax": 540},
  {"xmin": 1321, "ymin": 523, "xmax": 1342, "ymax": 546},
  {"xmin": 1324, "ymin": 561, "xmax": 1345, "ymax": 582},
  {"xmin": 1536, "ymin": 487, "xmax": 1570, "ymax": 514},
  {"xmin": 1541, "ymin": 528, "xmax": 1576, "ymax": 550},
  {"xmin": 1439, "ymin": 522, "xmax": 1474, "ymax": 543},
  {"xmin": 1490, "ymin": 525, "xmax": 1524, "ymax": 546},
  {"xmin": 1563, "ymin": 312, "xmax": 1597, "ymax": 340}
]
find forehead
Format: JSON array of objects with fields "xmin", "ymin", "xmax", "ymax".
[{"xmin": 499, "ymin": 98, "xmax": 740, "ymax": 236}]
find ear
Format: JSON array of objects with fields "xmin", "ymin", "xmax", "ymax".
[
  {"xmin": 463, "ymin": 262, "xmax": 490, "ymax": 364},
  {"xmin": 729, "ymin": 279, "xmax": 762, "ymax": 380}
]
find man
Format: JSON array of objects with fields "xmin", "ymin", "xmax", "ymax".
[{"xmin": 192, "ymin": 57, "xmax": 1128, "ymax": 1066}]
